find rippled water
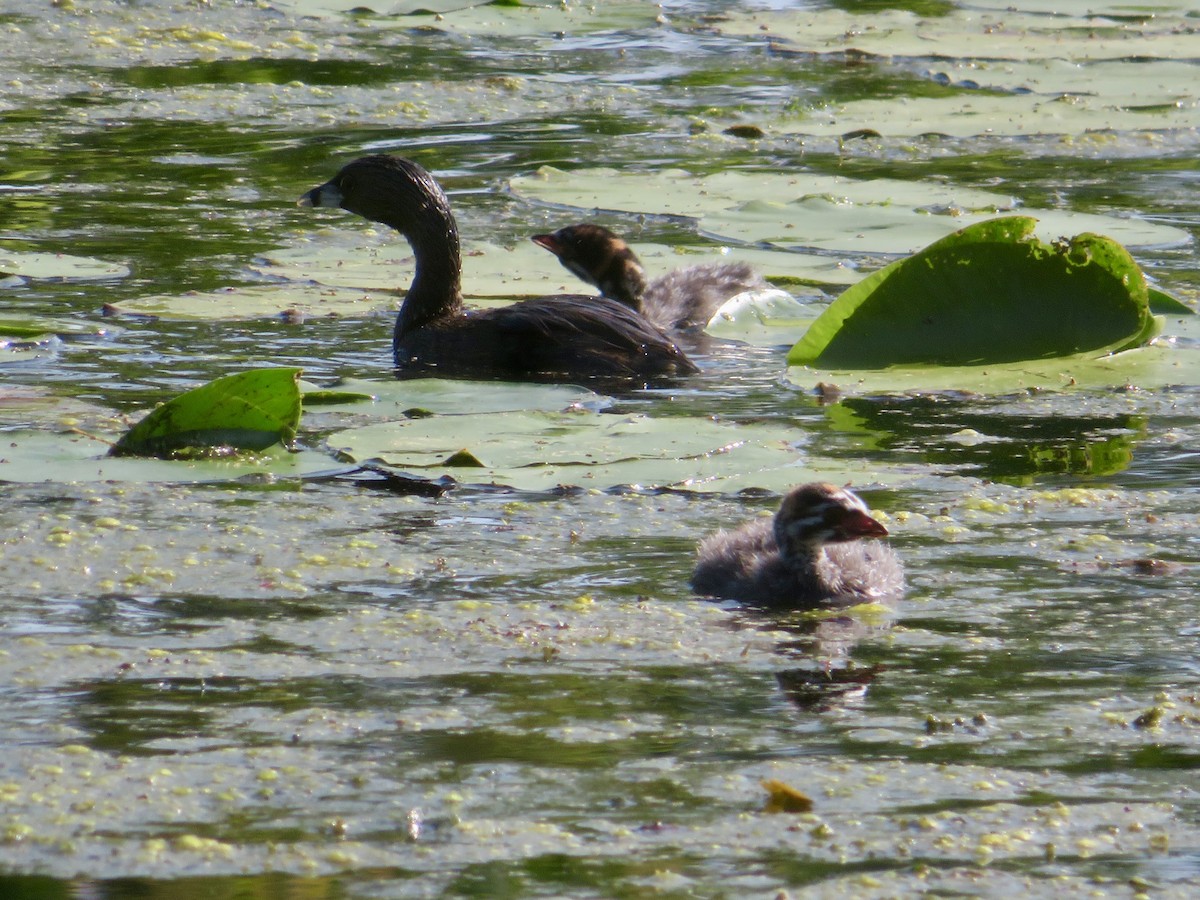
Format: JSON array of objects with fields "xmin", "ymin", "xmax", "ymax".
[{"xmin": 2, "ymin": 1, "xmax": 1199, "ymax": 897}]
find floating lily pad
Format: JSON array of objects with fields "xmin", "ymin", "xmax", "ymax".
[
  {"xmin": 777, "ymin": 84, "xmax": 1200, "ymax": 141},
  {"xmin": 254, "ymin": 233, "xmax": 599, "ymax": 297},
  {"xmin": 511, "ymin": 167, "xmax": 1188, "ymax": 255},
  {"xmin": 326, "ymin": 408, "xmax": 913, "ymax": 493},
  {"xmin": 0, "ymin": 428, "xmax": 344, "ymax": 484},
  {"xmin": 511, "ymin": 166, "xmax": 1017, "ymax": 222},
  {"xmin": 0, "ymin": 250, "xmax": 130, "ymax": 283},
  {"xmin": 703, "ymin": 197, "xmax": 1188, "ymax": 258},
  {"xmin": 1148, "ymin": 288, "xmax": 1194, "ymax": 316},
  {"xmin": 0, "ymin": 313, "xmax": 120, "ymax": 366},
  {"xmin": 708, "ymin": 3, "xmax": 1200, "ymax": 140},
  {"xmin": 301, "ymin": 377, "xmax": 601, "ymax": 419},
  {"xmin": 110, "ymin": 283, "xmax": 390, "ymax": 321},
  {"xmin": 112, "ymin": 368, "xmax": 303, "ymax": 458},
  {"xmin": 788, "ymin": 340, "xmax": 1200, "ymax": 398},
  {"xmin": 276, "ymin": 0, "xmax": 666, "ymax": 35},
  {"xmin": 789, "ymin": 217, "xmax": 1157, "ymax": 369},
  {"xmin": 0, "ymin": 385, "xmax": 114, "ymax": 424},
  {"xmin": 718, "ymin": 4, "xmax": 1200, "ymax": 65},
  {"xmin": 0, "ymin": 315, "xmax": 123, "ymax": 339}
]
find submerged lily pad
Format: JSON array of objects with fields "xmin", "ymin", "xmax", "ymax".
[
  {"xmin": 112, "ymin": 368, "xmax": 302, "ymax": 458},
  {"xmin": 789, "ymin": 217, "xmax": 1156, "ymax": 369}
]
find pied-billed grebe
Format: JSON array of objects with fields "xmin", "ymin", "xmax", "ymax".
[
  {"xmin": 532, "ymin": 223, "xmax": 769, "ymax": 333},
  {"xmin": 691, "ymin": 482, "xmax": 904, "ymax": 608},
  {"xmin": 299, "ymin": 156, "xmax": 697, "ymax": 382}
]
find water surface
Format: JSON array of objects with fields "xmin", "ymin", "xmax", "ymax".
[{"xmin": 1, "ymin": 1, "xmax": 1199, "ymax": 897}]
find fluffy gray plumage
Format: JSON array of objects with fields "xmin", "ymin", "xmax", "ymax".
[
  {"xmin": 532, "ymin": 223, "xmax": 768, "ymax": 333},
  {"xmin": 691, "ymin": 483, "xmax": 904, "ymax": 609}
]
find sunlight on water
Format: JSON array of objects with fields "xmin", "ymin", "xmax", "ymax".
[{"xmin": 1, "ymin": 0, "xmax": 1198, "ymax": 897}]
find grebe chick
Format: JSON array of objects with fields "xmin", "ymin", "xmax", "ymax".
[
  {"xmin": 300, "ymin": 156, "xmax": 697, "ymax": 383},
  {"xmin": 691, "ymin": 483, "xmax": 903, "ymax": 608},
  {"xmin": 532, "ymin": 223, "xmax": 769, "ymax": 333}
]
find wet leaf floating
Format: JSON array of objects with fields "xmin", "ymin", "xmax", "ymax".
[
  {"xmin": 1148, "ymin": 288, "xmax": 1195, "ymax": 316},
  {"xmin": 111, "ymin": 368, "xmax": 302, "ymax": 459},
  {"xmin": 788, "ymin": 217, "xmax": 1159, "ymax": 370},
  {"xmin": 761, "ymin": 779, "xmax": 814, "ymax": 814},
  {"xmin": 300, "ymin": 387, "xmax": 375, "ymax": 406}
]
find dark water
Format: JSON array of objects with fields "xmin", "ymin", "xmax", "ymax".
[{"xmin": 1, "ymin": 1, "xmax": 1199, "ymax": 897}]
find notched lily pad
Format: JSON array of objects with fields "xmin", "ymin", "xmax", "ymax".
[
  {"xmin": 326, "ymin": 408, "xmax": 915, "ymax": 493},
  {"xmin": 111, "ymin": 368, "xmax": 302, "ymax": 458},
  {"xmin": 788, "ymin": 217, "xmax": 1156, "ymax": 370}
]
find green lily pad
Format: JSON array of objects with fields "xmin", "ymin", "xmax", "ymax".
[
  {"xmin": 111, "ymin": 283, "xmax": 390, "ymax": 321},
  {"xmin": 511, "ymin": 166, "xmax": 1017, "ymax": 222},
  {"xmin": 788, "ymin": 217, "xmax": 1155, "ymax": 369},
  {"xmin": 300, "ymin": 388, "xmax": 376, "ymax": 406},
  {"xmin": 787, "ymin": 340, "xmax": 1200, "ymax": 398},
  {"xmin": 0, "ymin": 314, "xmax": 122, "ymax": 366},
  {"xmin": 254, "ymin": 233, "xmax": 599, "ymax": 298},
  {"xmin": 326, "ymin": 408, "xmax": 914, "ymax": 493},
  {"xmin": 1148, "ymin": 288, "xmax": 1194, "ymax": 316},
  {"xmin": 111, "ymin": 368, "xmax": 303, "ymax": 458},
  {"xmin": 276, "ymin": 0, "xmax": 665, "ymax": 35},
  {"xmin": 0, "ymin": 315, "xmax": 124, "ymax": 339},
  {"xmin": 0, "ymin": 250, "xmax": 130, "ymax": 282},
  {"xmin": 701, "ymin": 197, "xmax": 1188, "ymax": 258},
  {"xmin": 0, "ymin": 323, "xmax": 55, "ymax": 339},
  {"xmin": 708, "ymin": 3, "xmax": 1200, "ymax": 141},
  {"xmin": 512, "ymin": 167, "xmax": 1188, "ymax": 255},
  {"xmin": 718, "ymin": 4, "xmax": 1200, "ymax": 66},
  {"xmin": 301, "ymin": 377, "xmax": 600, "ymax": 418},
  {"xmin": 0, "ymin": 428, "xmax": 344, "ymax": 484}
]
